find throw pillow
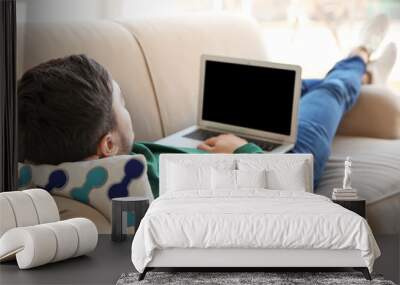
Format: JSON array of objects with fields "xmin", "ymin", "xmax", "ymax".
[
  {"xmin": 211, "ymin": 168, "xmax": 237, "ymax": 190},
  {"xmin": 236, "ymin": 169, "xmax": 268, "ymax": 189},
  {"xmin": 17, "ymin": 155, "xmax": 153, "ymax": 222},
  {"xmin": 167, "ymin": 163, "xmax": 212, "ymax": 191}
]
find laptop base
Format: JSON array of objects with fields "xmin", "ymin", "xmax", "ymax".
[{"xmin": 156, "ymin": 126, "xmax": 294, "ymax": 154}]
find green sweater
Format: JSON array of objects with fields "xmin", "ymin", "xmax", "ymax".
[{"xmin": 131, "ymin": 142, "xmax": 263, "ymax": 197}]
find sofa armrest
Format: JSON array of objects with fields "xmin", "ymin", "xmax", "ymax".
[{"xmin": 337, "ymin": 85, "xmax": 400, "ymax": 139}]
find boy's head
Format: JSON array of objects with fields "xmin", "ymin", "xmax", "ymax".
[{"xmin": 18, "ymin": 54, "xmax": 134, "ymax": 165}]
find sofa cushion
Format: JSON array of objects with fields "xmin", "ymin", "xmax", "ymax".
[{"xmin": 316, "ymin": 136, "xmax": 400, "ymax": 234}]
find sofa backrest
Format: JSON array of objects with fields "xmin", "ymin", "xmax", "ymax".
[
  {"xmin": 18, "ymin": 13, "xmax": 268, "ymax": 140},
  {"xmin": 120, "ymin": 13, "xmax": 269, "ymax": 135},
  {"xmin": 18, "ymin": 20, "xmax": 163, "ymax": 141}
]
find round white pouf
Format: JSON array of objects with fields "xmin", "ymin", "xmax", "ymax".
[
  {"xmin": 24, "ymin": 189, "xmax": 60, "ymax": 224},
  {"xmin": 42, "ymin": 221, "xmax": 79, "ymax": 262},
  {"xmin": 1, "ymin": 191, "xmax": 39, "ymax": 227},
  {"xmin": 0, "ymin": 218, "xmax": 98, "ymax": 269},
  {"xmin": 0, "ymin": 225, "xmax": 57, "ymax": 269},
  {"xmin": 0, "ymin": 189, "xmax": 59, "ymax": 237},
  {"xmin": 64, "ymin": 218, "xmax": 98, "ymax": 257},
  {"xmin": 0, "ymin": 196, "xmax": 17, "ymax": 237}
]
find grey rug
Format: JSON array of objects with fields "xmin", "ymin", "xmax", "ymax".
[{"xmin": 117, "ymin": 272, "xmax": 396, "ymax": 285}]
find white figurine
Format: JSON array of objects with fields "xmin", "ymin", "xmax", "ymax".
[{"xmin": 343, "ymin": 156, "xmax": 352, "ymax": 190}]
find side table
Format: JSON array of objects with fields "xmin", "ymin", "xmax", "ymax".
[
  {"xmin": 112, "ymin": 196, "xmax": 149, "ymax": 242},
  {"xmin": 332, "ymin": 198, "xmax": 366, "ymax": 218}
]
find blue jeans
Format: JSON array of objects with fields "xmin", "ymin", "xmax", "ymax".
[{"xmin": 291, "ymin": 56, "xmax": 366, "ymax": 187}]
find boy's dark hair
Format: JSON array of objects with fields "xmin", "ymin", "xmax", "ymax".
[{"xmin": 18, "ymin": 54, "xmax": 115, "ymax": 165}]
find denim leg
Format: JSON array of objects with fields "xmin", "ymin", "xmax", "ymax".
[
  {"xmin": 301, "ymin": 79, "xmax": 323, "ymax": 96},
  {"xmin": 292, "ymin": 56, "xmax": 366, "ymax": 187},
  {"xmin": 323, "ymin": 56, "xmax": 366, "ymax": 111}
]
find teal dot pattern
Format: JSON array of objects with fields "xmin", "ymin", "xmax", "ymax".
[
  {"xmin": 127, "ymin": 212, "xmax": 136, "ymax": 227},
  {"xmin": 71, "ymin": 166, "xmax": 108, "ymax": 204},
  {"xmin": 18, "ymin": 165, "xmax": 32, "ymax": 188}
]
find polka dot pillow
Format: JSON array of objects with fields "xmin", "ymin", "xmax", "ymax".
[{"xmin": 17, "ymin": 155, "xmax": 153, "ymax": 222}]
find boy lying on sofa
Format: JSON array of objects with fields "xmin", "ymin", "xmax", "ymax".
[{"xmin": 18, "ymin": 15, "xmax": 396, "ymax": 198}]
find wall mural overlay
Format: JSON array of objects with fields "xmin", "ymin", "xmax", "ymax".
[{"xmin": 0, "ymin": 0, "xmax": 17, "ymax": 192}]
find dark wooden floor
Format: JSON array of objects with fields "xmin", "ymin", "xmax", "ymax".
[{"xmin": 0, "ymin": 234, "xmax": 398, "ymax": 284}]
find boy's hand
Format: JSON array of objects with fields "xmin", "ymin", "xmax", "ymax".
[{"xmin": 197, "ymin": 133, "xmax": 248, "ymax": 153}]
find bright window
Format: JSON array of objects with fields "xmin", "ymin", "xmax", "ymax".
[{"xmin": 122, "ymin": 0, "xmax": 400, "ymax": 91}]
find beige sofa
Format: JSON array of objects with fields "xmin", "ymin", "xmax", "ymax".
[{"xmin": 18, "ymin": 13, "xmax": 400, "ymax": 234}]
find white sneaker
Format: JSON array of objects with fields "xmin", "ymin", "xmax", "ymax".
[
  {"xmin": 357, "ymin": 14, "xmax": 390, "ymax": 54},
  {"xmin": 367, "ymin": 43, "xmax": 397, "ymax": 85}
]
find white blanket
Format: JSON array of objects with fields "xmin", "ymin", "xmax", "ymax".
[{"xmin": 131, "ymin": 190, "xmax": 380, "ymax": 272}]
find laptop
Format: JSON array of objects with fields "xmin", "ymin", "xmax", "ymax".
[{"xmin": 157, "ymin": 55, "xmax": 302, "ymax": 153}]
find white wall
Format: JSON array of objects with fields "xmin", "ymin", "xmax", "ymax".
[
  {"xmin": 16, "ymin": 0, "xmax": 119, "ymax": 22},
  {"xmin": 121, "ymin": 0, "xmax": 217, "ymax": 18},
  {"xmin": 16, "ymin": 0, "xmax": 219, "ymax": 23},
  {"xmin": 14, "ymin": 0, "xmax": 212, "ymax": 77}
]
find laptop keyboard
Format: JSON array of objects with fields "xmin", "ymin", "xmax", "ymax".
[
  {"xmin": 184, "ymin": 129, "xmax": 280, "ymax": 152},
  {"xmin": 184, "ymin": 129, "xmax": 221, "ymax": 141}
]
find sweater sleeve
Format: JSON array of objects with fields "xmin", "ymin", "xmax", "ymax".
[
  {"xmin": 234, "ymin": 143, "xmax": 264, "ymax": 154},
  {"xmin": 131, "ymin": 143, "xmax": 160, "ymax": 198}
]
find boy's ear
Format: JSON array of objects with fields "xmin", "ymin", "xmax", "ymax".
[{"xmin": 97, "ymin": 132, "xmax": 119, "ymax": 157}]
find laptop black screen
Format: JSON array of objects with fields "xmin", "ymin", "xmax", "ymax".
[{"xmin": 202, "ymin": 60, "xmax": 296, "ymax": 136}]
